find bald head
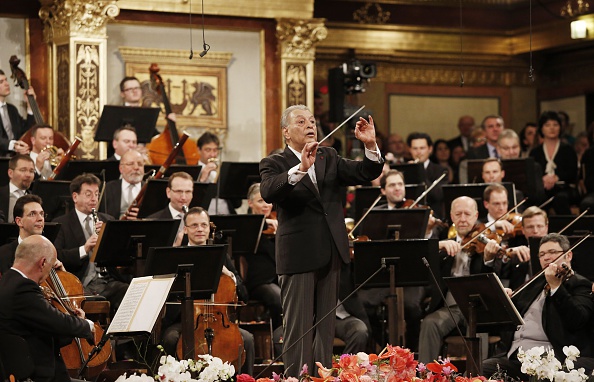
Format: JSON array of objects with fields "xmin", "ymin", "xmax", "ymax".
[
  {"xmin": 451, "ymin": 196, "xmax": 477, "ymax": 213},
  {"xmin": 14, "ymin": 235, "xmax": 57, "ymax": 283},
  {"xmin": 450, "ymin": 196, "xmax": 479, "ymax": 237}
]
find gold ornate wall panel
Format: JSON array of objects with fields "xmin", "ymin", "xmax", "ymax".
[
  {"xmin": 75, "ymin": 43, "xmax": 101, "ymax": 158},
  {"xmin": 56, "ymin": 45, "xmax": 70, "ymax": 138}
]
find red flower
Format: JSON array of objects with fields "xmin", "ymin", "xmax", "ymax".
[{"xmin": 237, "ymin": 374, "xmax": 256, "ymax": 382}]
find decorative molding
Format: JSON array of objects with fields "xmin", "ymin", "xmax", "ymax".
[
  {"xmin": 286, "ymin": 64, "xmax": 307, "ymax": 106},
  {"xmin": 276, "ymin": 18, "xmax": 328, "ymax": 60},
  {"xmin": 39, "ymin": 0, "xmax": 119, "ymax": 42},
  {"xmin": 119, "ymin": 47, "xmax": 232, "ymax": 67},
  {"xmin": 75, "ymin": 43, "xmax": 101, "ymax": 158},
  {"xmin": 353, "ymin": 3, "xmax": 391, "ymax": 25},
  {"xmin": 56, "ymin": 45, "xmax": 70, "ymax": 138}
]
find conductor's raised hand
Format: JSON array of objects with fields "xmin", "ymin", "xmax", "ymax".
[
  {"xmin": 355, "ymin": 116, "xmax": 377, "ymax": 150},
  {"xmin": 299, "ymin": 142, "xmax": 318, "ymax": 172}
]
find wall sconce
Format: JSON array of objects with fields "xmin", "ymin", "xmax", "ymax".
[{"xmin": 571, "ymin": 20, "xmax": 588, "ymax": 38}]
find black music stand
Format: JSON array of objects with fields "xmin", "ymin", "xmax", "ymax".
[
  {"xmin": 95, "ymin": 105, "xmax": 160, "ymax": 144},
  {"xmin": 444, "ymin": 273, "xmax": 524, "ymax": 376},
  {"xmin": 137, "ymin": 180, "xmax": 212, "ymax": 218},
  {"xmin": 217, "ymin": 162, "xmax": 261, "ymax": 200},
  {"xmin": 353, "ymin": 185, "xmax": 426, "ymax": 221},
  {"xmin": 55, "ymin": 160, "xmax": 120, "ymax": 182},
  {"xmin": 144, "ymin": 244, "xmax": 227, "ymax": 359},
  {"xmin": 0, "ymin": 158, "xmax": 9, "ymax": 186},
  {"xmin": 209, "ymin": 214, "xmax": 266, "ymax": 256},
  {"xmin": 353, "ymin": 239, "xmax": 439, "ymax": 346},
  {"xmin": 144, "ymin": 165, "xmax": 202, "ymax": 180},
  {"xmin": 560, "ymin": 236, "xmax": 594, "ymax": 282},
  {"xmin": 31, "ymin": 180, "xmax": 72, "ymax": 221},
  {"xmin": 0, "ymin": 222, "xmax": 61, "ymax": 246},
  {"xmin": 389, "ymin": 163, "xmax": 425, "ymax": 185},
  {"xmin": 548, "ymin": 215, "xmax": 594, "ymax": 236},
  {"xmin": 358, "ymin": 209, "xmax": 430, "ymax": 240},
  {"xmin": 442, "ymin": 182, "xmax": 516, "ymax": 220},
  {"xmin": 91, "ymin": 220, "xmax": 179, "ymax": 273}
]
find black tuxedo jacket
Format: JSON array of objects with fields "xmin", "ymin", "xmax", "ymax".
[
  {"xmin": 0, "ymin": 103, "xmax": 35, "ymax": 155},
  {"xmin": 259, "ymin": 146, "xmax": 383, "ymax": 275},
  {"xmin": 0, "ymin": 185, "xmax": 8, "ymax": 222},
  {"xmin": 52, "ymin": 209, "xmax": 114, "ymax": 281},
  {"xmin": 0, "ymin": 239, "xmax": 18, "ymax": 275},
  {"xmin": 466, "ymin": 144, "xmax": 490, "ymax": 160},
  {"xmin": 100, "ymin": 179, "xmax": 145, "ymax": 220},
  {"xmin": 147, "ymin": 207, "xmax": 174, "ymax": 219},
  {"xmin": 425, "ymin": 161, "xmax": 448, "ymax": 219},
  {"xmin": 504, "ymin": 272, "xmax": 594, "ymax": 361},
  {"xmin": 0, "ymin": 269, "xmax": 92, "ymax": 382}
]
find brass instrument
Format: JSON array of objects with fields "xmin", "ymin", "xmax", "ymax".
[
  {"xmin": 207, "ymin": 157, "xmax": 219, "ymax": 168},
  {"xmin": 42, "ymin": 145, "xmax": 63, "ymax": 166},
  {"xmin": 447, "ymin": 223, "xmax": 457, "ymax": 240}
]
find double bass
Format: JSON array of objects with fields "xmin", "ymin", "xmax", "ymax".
[{"xmin": 146, "ymin": 63, "xmax": 200, "ymax": 165}]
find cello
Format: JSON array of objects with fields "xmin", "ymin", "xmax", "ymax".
[
  {"xmin": 145, "ymin": 63, "xmax": 200, "ymax": 165},
  {"xmin": 41, "ymin": 268, "xmax": 112, "ymax": 378}
]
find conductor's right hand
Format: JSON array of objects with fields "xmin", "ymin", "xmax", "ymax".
[{"xmin": 299, "ymin": 142, "xmax": 318, "ymax": 172}]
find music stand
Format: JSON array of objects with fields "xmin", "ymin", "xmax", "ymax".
[
  {"xmin": 358, "ymin": 209, "xmax": 430, "ymax": 240},
  {"xmin": 389, "ymin": 162, "xmax": 425, "ymax": 185},
  {"xmin": 217, "ymin": 162, "xmax": 261, "ymax": 200},
  {"xmin": 137, "ymin": 180, "xmax": 212, "ymax": 218},
  {"xmin": 548, "ymin": 215, "xmax": 594, "ymax": 236},
  {"xmin": 564, "ymin": 236, "xmax": 594, "ymax": 282},
  {"xmin": 55, "ymin": 160, "xmax": 120, "ymax": 182},
  {"xmin": 144, "ymin": 165, "xmax": 203, "ymax": 180},
  {"xmin": 353, "ymin": 239, "xmax": 439, "ymax": 345},
  {"xmin": 353, "ymin": 185, "xmax": 426, "ymax": 221},
  {"xmin": 444, "ymin": 273, "xmax": 524, "ymax": 376},
  {"xmin": 31, "ymin": 180, "xmax": 72, "ymax": 221},
  {"xmin": 0, "ymin": 222, "xmax": 61, "ymax": 246},
  {"xmin": 92, "ymin": 220, "xmax": 179, "ymax": 271},
  {"xmin": 442, "ymin": 182, "xmax": 516, "ymax": 220},
  {"xmin": 144, "ymin": 244, "xmax": 227, "ymax": 359},
  {"xmin": 209, "ymin": 214, "xmax": 266, "ymax": 256},
  {"xmin": 95, "ymin": 105, "xmax": 160, "ymax": 144},
  {"xmin": 0, "ymin": 158, "xmax": 9, "ymax": 186}
]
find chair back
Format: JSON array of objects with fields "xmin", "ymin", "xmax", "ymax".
[{"xmin": 0, "ymin": 333, "xmax": 34, "ymax": 380}]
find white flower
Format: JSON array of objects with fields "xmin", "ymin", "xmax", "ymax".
[{"xmin": 356, "ymin": 352, "xmax": 369, "ymax": 364}]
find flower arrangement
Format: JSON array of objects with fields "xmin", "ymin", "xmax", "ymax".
[
  {"xmin": 115, "ymin": 354, "xmax": 236, "ymax": 382},
  {"xmin": 517, "ymin": 346, "xmax": 589, "ymax": 382}
]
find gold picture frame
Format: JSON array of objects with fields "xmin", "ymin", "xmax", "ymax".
[{"xmin": 119, "ymin": 47, "xmax": 232, "ymax": 133}]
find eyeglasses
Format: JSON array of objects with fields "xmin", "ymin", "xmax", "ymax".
[
  {"xmin": 170, "ymin": 189, "xmax": 193, "ymax": 196},
  {"xmin": 123, "ymin": 87, "xmax": 141, "ymax": 92},
  {"xmin": 538, "ymin": 249, "xmax": 564, "ymax": 258},
  {"xmin": 498, "ymin": 145, "xmax": 519, "ymax": 151}
]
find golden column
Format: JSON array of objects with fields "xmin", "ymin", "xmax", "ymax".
[
  {"xmin": 276, "ymin": 18, "xmax": 327, "ymax": 111},
  {"xmin": 39, "ymin": 0, "xmax": 119, "ymax": 159}
]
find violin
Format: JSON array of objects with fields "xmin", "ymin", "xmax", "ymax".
[
  {"xmin": 177, "ymin": 222, "xmax": 245, "ymax": 368},
  {"xmin": 401, "ymin": 198, "xmax": 449, "ymax": 229},
  {"xmin": 41, "ymin": 268, "xmax": 111, "ymax": 378},
  {"xmin": 493, "ymin": 212, "xmax": 523, "ymax": 239},
  {"xmin": 459, "ymin": 222, "xmax": 515, "ymax": 262},
  {"xmin": 262, "ymin": 211, "xmax": 278, "ymax": 236},
  {"xmin": 145, "ymin": 64, "xmax": 200, "ymax": 166}
]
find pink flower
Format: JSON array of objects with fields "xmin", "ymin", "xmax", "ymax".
[{"xmin": 237, "ymin": 374, "xmax": 256, "ymax": 382}]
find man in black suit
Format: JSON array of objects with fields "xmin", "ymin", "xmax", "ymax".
[
  {"xmin": 466, "ymin": 115, "xmax": 504, "ymax": 160},
  {"xmin": 147, "ymin": 171, "xmax": 194, "ymax": 220},
  {"xmin": 29, "ymin": 124, "xmax": 65, "ymax": 179},
  {"xmin": 0, "ymin": 154, "xmax": 35, "ymax": 222},
  {"xmin": 53, "ymin": 174, "xmax": 127, "ymax": 312},
  {"xmin": 108, "ymin": 126, "xmax": 139, "ymax": 162},
  {"xmin": 101, "ymin": 149, "xmax": 144, "ymax": 219},
  {"xmin": 0, "ymin": 194, "xmax": 59, "ymax": 275},
  {"xmin": 447, "ymin": 115, "xmax": 475, "ymax": 153},
  {"xmin": 0, "ymin": 69, "xmax": 35, "ymax": 156},
  {"xmin": 0, "ymin": 235, "xmax": 94, "ymax": 382},
  {"xmin": 483, "ymin": 233, "xmax": 594, "ymax": 379},
  {"xmin": 259, "ymin": 105, "xmax": 383, "ymax": 376},
  {"xmin": 406, "ymin": 132, "xmax": 449, "ymax": 218}
]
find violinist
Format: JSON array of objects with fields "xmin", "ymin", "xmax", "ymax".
[
  {"xmin": 0, "ymin": 235, "xmax": 94, "ymax": 382},
  {"xmin": 418, "ymin": 196, "xmax": 505, "ymax": 364},
  {"xmin": 0, "ymin": 194, "xmax": 65, "ymax": 275},
  {"xmin": 245, "ymin": 183, "xmax": 282, "ymax": 329},
  {"xmin": 0, "ymin": 69, "xmax": 35, "ymax": 156},
  {"xmin": 29, "ymin": 124, "xmax": 64, "ymax": 179},
  {"xmin": 101, "ymin": 149, "xmax": 144, "ymax": 220},
  {"xmin": 483, "ymin": 233, "xmax": 594, "ymax": 379},
  {"xmin": 162, "ymin": 207, "xmax": 255, "ymax": 375}
]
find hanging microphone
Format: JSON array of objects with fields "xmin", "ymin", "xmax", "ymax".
[
  {"xmin": 199, "ymin": 43, "xmax": 210, "ymax": 58},
  {"xmin": 188, "ymin": 0, "xmax": 194, "ymax": 59},
  {"xmin": 198, "ymin": 0, "xmax": 210, "ymax": 58}
]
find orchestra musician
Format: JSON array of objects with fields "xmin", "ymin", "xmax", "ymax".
[
  {"xmin": 108, "ymin": 126, "xmax": 140, "ymax": 162},
  {"xmin": 147, "ymin": 171, "xmax": 194, "ymax": 220},
  {"xmin": 29, "ymin": 124, "xmax": 64, "ymax": 179},
  {"xmin": 418, "ymin": 196, "xmax": 505, "ymax": 364},
  {"xmin": 161, "ymin": 207, "xmax": 255, "ymax": 375},
  {"xmin": 259, "ymin": 105, "xmax": 383, "ymax": 376},
  {"xmin": 0, "ymin": 235, "xmax": 94, "ymax": 382},
  {"xmin": 0, "ymin": 69, "xmax": 35, "ymax": 156},
  {"xmin": 0, "ymin": 194, "xmax": 65, "ymax": 275},
  {"xmin": 53, "ymin": 174, "xmax": 128, "ymax": 313},
  {"xmin": 101, "ymin": 149, "xmax": 144, "ymax": 220},
  {"xmin": 0, "ymin": 154, "xmax": 35, "ymax": 222},
  {"xmin": 483, "ymin": 233, "xmax": 594, "ymax": 379}
]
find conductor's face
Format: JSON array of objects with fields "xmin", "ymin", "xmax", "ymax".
[
  {"xmin": 450, "ymin": 198, "xmax": 478, "ymax": 237},
  {"xmin": 185, "ymin": 211, "xmax": 210, "ymax": 246},
  {"xmin": 283, "ymin": 109, "xmax": 317, "ymax": 152}
]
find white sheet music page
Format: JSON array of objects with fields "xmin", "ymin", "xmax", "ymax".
[{"xmin": 107, "ymin": 275, "xmax": 175, "ymax": 334}]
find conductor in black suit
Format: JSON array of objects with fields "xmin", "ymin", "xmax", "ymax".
[
  {"xmin": 0, "ymin": 69, "xmax": 35, "ymax": 156},
  {"xmin": 0, "ymin": 235, "xmax": 94, "ymax": 382},
  {"xmin": 53, "ymin": 174, "xmax": 127, "ymax": 312},
  {"xmin": 101, "ymin": 149, "xmax": 144, "ymax": 219},
  {"xmin": 259, "ymin": 105, "xmax": 383, "ymax": 376}
]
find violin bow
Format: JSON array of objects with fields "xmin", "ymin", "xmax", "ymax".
[
  {"xmin": 348, "ymin": 194, "xmax": 383, "ymax": 239},
  {"xmin": 407, "ymin": 171, "xmax": 448, "ymax": 209},
  {"xmin": 511, "ymin": 232, "xmax": 591, "ymax": 298},
  {"xmin": 558, "ymin": 208, "xmax": 589, "ymax": 235},
  {"xmin": 459, "ymin": 198, "xmax": 528, "ymax": 251}
]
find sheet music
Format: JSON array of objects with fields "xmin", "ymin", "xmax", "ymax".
[{"xmin": 108, "ymin": 275, "xmax": 175, "ymax": 334}]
